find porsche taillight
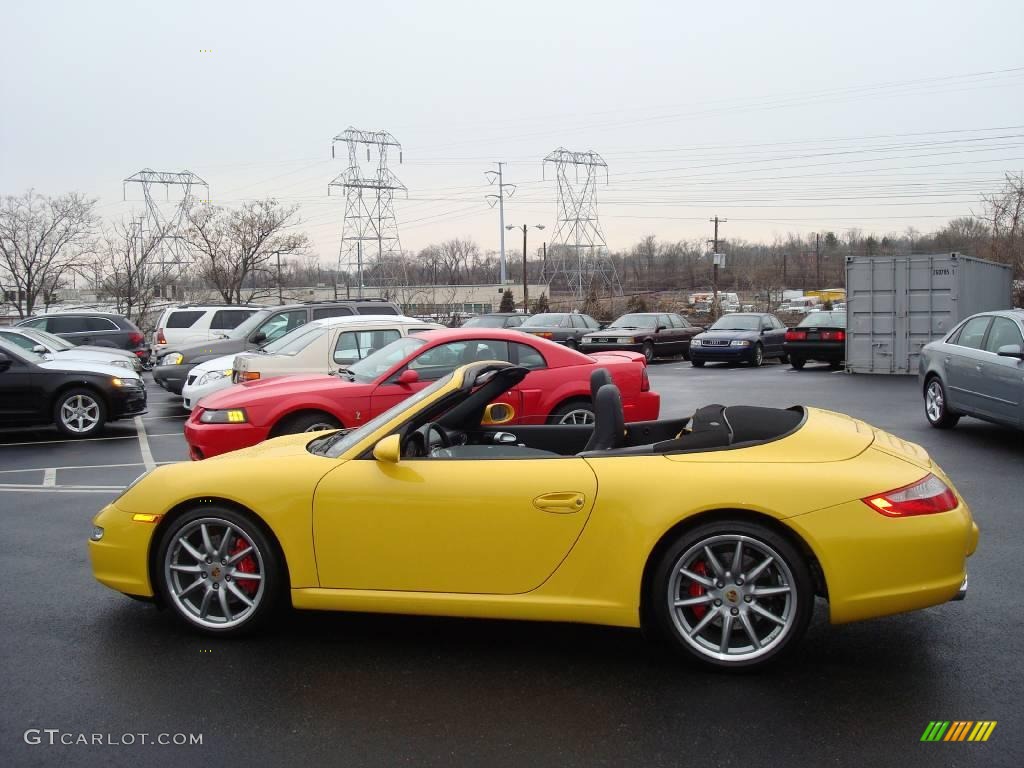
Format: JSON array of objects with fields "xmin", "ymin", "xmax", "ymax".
[
  {"xmin": 862, "ymin": 474, "xmax": 958, "ymax": 517},
  {"xmin": 785, "ymin": 329, "xmax": 806, "ymax": 341}
]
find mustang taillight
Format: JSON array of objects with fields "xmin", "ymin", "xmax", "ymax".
[
  {"xmin": 820, "ymin": 330, "xmax": 846, "ymax": 341},
  {"xmin": 863, "ymin": 474, "xmax": 958, "ymax": 517},
  {"xmin": 785, "ymin": 329, "xmax": 807, "ymax": 341},
  {"xmin": 641, "ymin": 367, "xmax": 650, "ymax": 392}
]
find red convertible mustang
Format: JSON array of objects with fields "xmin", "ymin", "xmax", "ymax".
[{"xmin": 184, "ymin": 328, "xmax": 660, "ymax": 459}]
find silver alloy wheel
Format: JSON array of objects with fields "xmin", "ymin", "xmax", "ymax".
[
  {"xmin": 753, "ymin": 345, "xmax": 764, "ymax": 366},
  {"xmin": 925, "ymin": 380, "xmax": 945, "ymax": 423},
  {"xmin": 667, "ymin": 534, "xmax": 797, "ymax": 663},
  {"xmin": 59, "ymin": 394, "xmax": 101, "ymax": 434},
  {"xmin": 164, "ymin": 517, "xmax": 265, "ymax": 630},
  {"xmin": 558, "ymin": 408, "xmax": 595, "ymax": 425},
  {"xmin": 304, "ymin": 422, "xmax": 337, "ymax": 432}
]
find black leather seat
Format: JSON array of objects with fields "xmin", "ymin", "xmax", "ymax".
[{"xmin": 582, "ymin": 383, "xmax": 625, "ymax": 451}]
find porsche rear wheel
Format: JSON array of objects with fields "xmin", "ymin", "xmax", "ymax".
[
  {"xmin": 650, "ymin": 520, "xmax": 813, "ymax": 669},
  {"xmin": 156, "ymin": 507, "xmax": 283, "ymax": 635}
]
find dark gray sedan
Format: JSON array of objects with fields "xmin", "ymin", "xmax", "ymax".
[
  {"xmin": 518, "ymin": 312, "xmax": 600, "ymax": 348},
  {"xmin": 919, "ymin": 309, "xmax": 1024, "ymax": 430}
]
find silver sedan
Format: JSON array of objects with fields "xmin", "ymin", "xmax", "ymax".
[{"xmin": 919, "ymin": 309, "xmax": 1024, "ymax": 430}]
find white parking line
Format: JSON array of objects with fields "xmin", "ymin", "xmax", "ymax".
[
  {"xmin": 134, "ymin": 416, "xmax": 157, "ymax": 471},
  {"xmin": 42, "ymin": 468, "xmax": 56, "ymax": 487},
  {"xmin": 0, "ymin": 484, "xmax": 123, "ymax": 494},
  {"xmin": 0, "ymin": 461, "xmax": 179, "ymax": 474},
  {"xmin": 0, "ymin": 434, "xmax": 140, "ymax": 447}
]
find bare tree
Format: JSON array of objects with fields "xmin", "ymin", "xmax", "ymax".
[
  {"xmin": 981, "ymin": 172, "xmax": 1024, "ymax": 277},
  {"xmin": 437, "ymin": 238, "xmax": 479, "ymax": 284},
  {"xmin": 184, "ymin": 199, "xmax": 309, "ymax": 304},
  {"xmin": 0, "ymin": 190, "xmax": 99, "ymax": 317},
  {"xmin": 95, "ymin": 217, "xmax": 171, "ymax": 326}
]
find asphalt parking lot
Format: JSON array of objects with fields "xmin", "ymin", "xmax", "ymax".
[{"xmin": 1, "ymin": 363, "xmax": 1021, "ymax": 767}]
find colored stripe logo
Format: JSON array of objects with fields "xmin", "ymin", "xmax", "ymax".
[{"xmin": 921, "ymin": 721, "xmax": 997, "ymax": 742}]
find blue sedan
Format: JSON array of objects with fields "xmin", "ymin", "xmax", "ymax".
[
  {"xmin": 689, "ymin": 313, "xmax": 789, "ymax": 367},
  {"xmin": 919, "ymin": 309, "xmax": 1024, "ymax": 431}
]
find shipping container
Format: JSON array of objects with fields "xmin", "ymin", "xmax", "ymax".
[{"xmin": 845, "ymin": 253, "xmax": 1013, "ymax": 374}]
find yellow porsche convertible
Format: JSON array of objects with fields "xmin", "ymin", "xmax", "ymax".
[{"xmin": 90, "ymin": 362, "xmax": 979, "ymax": 669}]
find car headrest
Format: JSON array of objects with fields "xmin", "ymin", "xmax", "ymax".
[
  {"xmin": 590, "ymin": 367, "xmax": 614, "ymax": 402},
  {"xmin": 582, "ymin": 383, "xmax": 625, "ymax": 452}
]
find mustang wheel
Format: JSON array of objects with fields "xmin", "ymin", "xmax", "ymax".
[
  {"xmin": 276, "ymin": 411, "xmax": 341, "ymax": 435},
  {"xmin": 157, "ymin": 508, "xmax": 282, "ymax": 635},
  {"xmin": 651, "ymin": 520, "xmax": 813, "ymax": 669},
  {"xmin": 925, "ymin": 377, "xmax": 959, "ymax": 429},
  {"xmin": 548, "ymin": 400, "xmax": 595, "ymax": 425},
  {"xmin": 54, "ymin": 388, "xmax": 106, "ymax": 438}
]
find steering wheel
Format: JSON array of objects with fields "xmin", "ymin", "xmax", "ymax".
[{"xmin": 424, "ymin": 422, "xmax": 451, "ymax": 450}]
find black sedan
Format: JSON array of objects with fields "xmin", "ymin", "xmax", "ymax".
[
  {"xmin": 518, "ymin": 312, "xmax": 601, "ymax": 348},
  {"xmin": 784, "ymin": 311, "xmax": 846, "ymax": 370},
  {"xmin": 0, "ymin": 340, "xmax": 147, "ymax": 438},
  {"xmin": 689, "ymin": 313, "xmax": 789, "ymax": 367},
  {"xmin": 581, "ymin": 312, "xmax": 704, "ymax": 362}
]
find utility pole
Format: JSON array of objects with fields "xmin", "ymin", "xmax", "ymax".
[
  {"xmin": 275, "ymin": 250, "xmax": 283, "ymax": 304},
  {"xmin": 485, "ymin": 162, "xmax": 515, "ymax": 284},
  {"xmin": 707, "ymin": 216, "xmax": 727, "ymax": 316},
  {"xmin": 814, "ymin": 232, "xmax": 821, "ymax": 288},
  {"xmin": 506, "ymin": 224, "xmax": 545, "ymax": 313}
]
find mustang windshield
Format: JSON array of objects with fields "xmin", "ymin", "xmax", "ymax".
[
  {"xmin": 798, "ymin": 312, "xmax": 846, "ymax": 328},
  {"xmin": 346, "ymin": 336, "xmax": 427, "ymax": 383},
  {"xmin": 610, "ymin": 314, "xmax": 656, "ymax": 329},
  {"xmin": 710, "ymin": 315, "xmax": 761, "ymax": 331},
  {"xmin": 314, "ymin": 373, "xmax": 454, "ymax": 458}
]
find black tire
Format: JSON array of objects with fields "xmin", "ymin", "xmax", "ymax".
[
  {"xmin": 790, "ymin": 356, "xmax": 805, "ymax": 370},
  {"xmin": 828, "ymin": 360, "xmax": 843, "ymax": 370},
  {"xmin": 564, "ymin": 338, "xmax": 579, "ymax": 350},
  {"xmin": 779, "ymin": 352, "xmax": 789, "ymax": 364},
  {"xmin": 155, "ymin": 506, "xmax": 283, "ymax": 636},
  {"xmin": 691, "ymin": 359, "xmax": 706, "ymax": 368},
  {"xmin": 274, "ymin": 411, "xmax": 342, "ymax": 436},
  {"xmin": 648, "ymin": 519, "xmax": 814, "ymax": 670},
  {"xmin": 750, "ymin": 344, "xmax": 764, "ymax": 367},
  {"xmin": 924, "ymin": 376, "xmax": 960, "ymax": 429},
  {"xmin": 681, "ymin": 348, "xmax": 690, "ymax": 361},
  {"xmin": 547, "ymin": 398, "xmax": 594, "ymax": 425},
  {"xmin": 641, "ymin": 341, "xmax": 655, "ymax": 363},
  {"xmin": 53, "ymin": 387, "xmax": 107, "ymax": 438}
]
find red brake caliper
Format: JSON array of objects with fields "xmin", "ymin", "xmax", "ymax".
[
  {"xmin": 229, "ymin": 538, "xmax": 258, "ymax": 596},
  {"xmin": 689, "ymin": 561, "xmax": 709, "ymax": 620}
]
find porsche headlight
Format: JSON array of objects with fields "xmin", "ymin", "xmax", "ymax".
[
  {"xmin": 199, "ymin": 408, "xmax": 248, "ymax": 424},
  {"xmin": 161, "ymin": 352, "xmax": 184, "ymax": 366},
  {"xmin": 197, "ymin": 369, "xmax": 233, "ymax": 386},
  {"xmin": 730, "ymin": 340, "xmax": 751, "ymax": 347}
]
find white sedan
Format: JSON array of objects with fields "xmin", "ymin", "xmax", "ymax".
[{"xmin": 181, "ymin": 315, "xmax": 441, "ymax": 410}]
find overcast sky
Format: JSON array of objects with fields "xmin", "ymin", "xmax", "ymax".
[{"xmin": 2, "ymin": 0, "xmax": 1023, "ymax": 266}]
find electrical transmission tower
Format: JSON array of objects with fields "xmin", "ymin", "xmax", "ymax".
[
  {"xmin": 542, "ymin": 148, "xmax": 622, "ymax": 303},
  {"xmin": 329, "ymin": 127, "xmax": 408, "ymax": 297},
  {"xmin": 122, "ymin": 169, "xmax": 207, "ymax": 294}
]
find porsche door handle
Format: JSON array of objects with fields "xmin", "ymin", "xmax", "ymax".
[{"xmin": 533, "ymin": 492, "xmax": 586, "ymax": 513}]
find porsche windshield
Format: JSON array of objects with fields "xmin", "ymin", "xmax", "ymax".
[
  {"xmin": 345, "ymin": 336, "xmax": 426, "ymax": 383},
  {"xmin": 314, "ymin": 373, "xmax": 453, "ymax": 458}
]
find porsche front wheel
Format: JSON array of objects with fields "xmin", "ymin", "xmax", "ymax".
[
  {"xmin": 650, "ymin": 520, "xmax": 813, "ymax": 669},
  {"xmin": 156, "ymin": 507, "xmax": 283, "ymax": 635}
]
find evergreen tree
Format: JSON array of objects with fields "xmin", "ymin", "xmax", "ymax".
[{"xmin": 498, "ymin": 288, "xmax": 515, "ymax": 313}]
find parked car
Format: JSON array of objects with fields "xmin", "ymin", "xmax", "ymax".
[
  {"xmin": 461, "ymin": 313, "xmax": 527, "ymax": 329},
  {"xmin": 153, "ymin": 299, "xmax": 402, "ymax": 395},
  {"xmin": 689, "ymin": 313, "xmax": 789, "ymax": 367},
  {"xmin": 0, "ymin": 340, "xmax": 147, "ymax": 437},
  {"xmin": 152, "ymin": 304, "xmax": 261, "ymax": 350},
  {"xmin": 181, "ymin": 316, "xmax": 442, "ymax": 410},
  {"xmin": 919, "ymin": 309, "xmax": 1024, "ymax": 431},
  {"xmin": 94, "ymin": 359, "xmax": 977, "ymax": 671},
  {"xmin": 17, "ymin": 312, "xmax": 149, "ymax": 365},
  {"xmin": 183, "ymin": 328, "xmax": 660, "ymax": 459},
  {"xmin": 0, "ymin": 327, "xmax": 142, "ymax": 371},
  {"xmin": 518, "ymin": 312, "xmax": 600, "ymax": 348},
  {"xmin": 581, "ymin": 312, "xmax": 703, "ymax": 362},
  {"xmin": 784, "ymin": 311, "xmax": 847, "ymax": 370}
]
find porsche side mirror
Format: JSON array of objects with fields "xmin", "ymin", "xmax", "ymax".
[
  {"xmin": 372, "ymin": 434, "xmax": 402, "ymax": 464},
  {"xmin": 482, "ymin": 402, "xmax": 516, "ymax": 426},
  {"xmin": 997, "ymin": 344, "xmax": 1024, "ymax": 360},
  {"xmin": 397, "ymin": 369, "xmax": 419, "ymax": 385},
  {"xmin": 0, "ymin": 352, "xmax": 10, "ymax": 373}
]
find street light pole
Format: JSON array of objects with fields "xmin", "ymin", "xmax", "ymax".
[{"xmin": 506, "ymin": 224, "xmax": 545, "ymax": 312}]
